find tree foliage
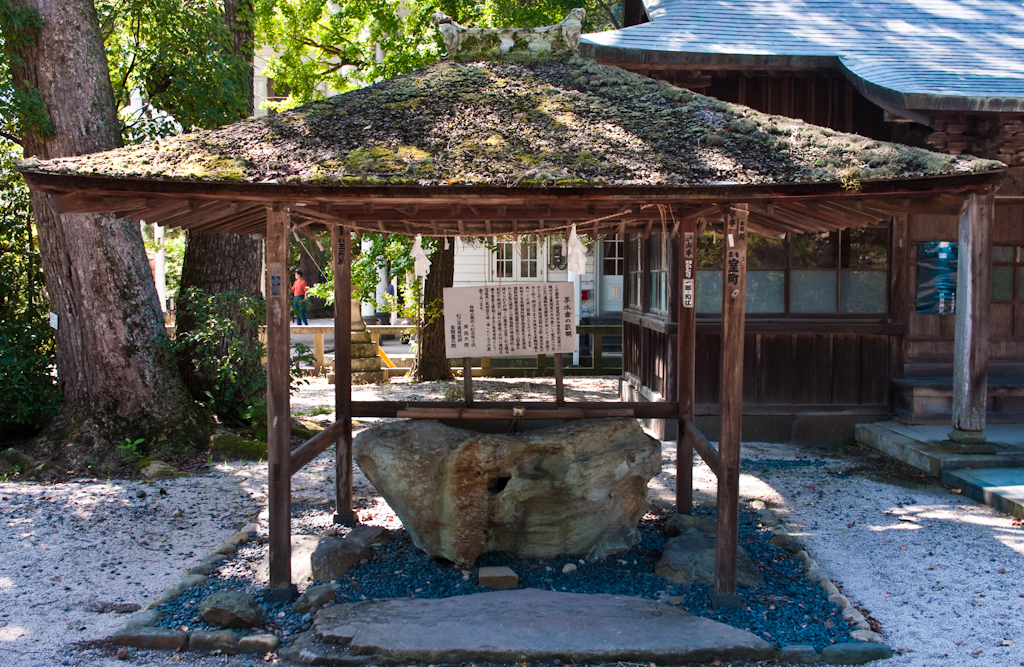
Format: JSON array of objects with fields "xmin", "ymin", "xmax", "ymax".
[
  {"xmin": 97, "ymin": 0, "xmax": 252, "ymax": 139},
  {"xmin": 0, "ymin": 141, "xmax": 60, "ymax": 427},
  {"xmin": 254, "ymin": 0, "xmax": 620, "ymax": 109}
]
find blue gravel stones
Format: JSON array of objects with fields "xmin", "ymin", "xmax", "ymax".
[{"xmin": 153, "ymin": 506, "xmax": 855, "ymax": 652}]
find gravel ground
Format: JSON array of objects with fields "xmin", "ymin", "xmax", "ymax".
[{"xmin": 3, "ymin": 376, "xmax": 1023, "ymax": 667}]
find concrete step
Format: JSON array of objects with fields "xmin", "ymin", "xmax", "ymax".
[
  {"xmin": 279, "ymin": 589, "xmax": 772, "ymax": 665},
  {"xmin": 941, "ymin": 468, "xmax": 1024, "ymax": 520}
]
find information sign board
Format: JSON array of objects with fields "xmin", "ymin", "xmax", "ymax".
[{"xmin": 442, "ymin": 284, "xmax": 577, "ymax": 358}]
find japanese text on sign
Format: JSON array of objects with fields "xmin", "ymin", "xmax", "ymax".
[{"xmin": 442, "ymin": 284, "xmax": 577, "ymax": 359}]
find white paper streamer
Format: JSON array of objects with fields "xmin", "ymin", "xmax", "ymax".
[
  {"xmin": 411, "ymin": 235, "xmax": 431, "ymax": 279},
  {"xmin": 567, "ymin": 223, "xmax": 587, "ymax": 275}
]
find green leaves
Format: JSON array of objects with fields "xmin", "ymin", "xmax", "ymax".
[
  {"xmin": 253, "ymin": 0, "xmax": 620, "ymax": 110},
  {"xmin": 98, "ymin": 0, "xmax": 252, "ymax": 139}
]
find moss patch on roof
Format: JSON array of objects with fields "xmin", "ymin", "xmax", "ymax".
[{"xmin": 20, "ymin": 55, "xmax": 1002, "ymax": 188}]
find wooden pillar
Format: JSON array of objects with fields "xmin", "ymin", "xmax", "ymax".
[
  {"xmin": 676, "ymin": 217, "xmax": 697, "ymax": 515},
  {"xmin": 332, "ymin": 225, "xmax": 356, "ymax": 525},
  {"xmin": 266, "ymin": 204, "xmax": 295, "ymax": 599},
  {"xmin": 950, "ymin": 192, "xmax": 994, "ymax": 443},
  {"xmin": 714, "ymin": 205, "xmax": 747, "ymax": 605}
]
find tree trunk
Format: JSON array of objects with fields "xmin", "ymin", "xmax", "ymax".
[
  {"xmin": 12, "ymin": 0, "xmax": 209, "ymax": 467},
  {"xmin": 223, "ymin": 0, "xmax": 254, "ymax": 117},
  {"xmin": 417, "ymin": 238, "xmax": 454, "ymax": 382},
  {"xmin": 175, "ymin": 0, "xmax": 263, "ymax": 402},
  {"xmin": 175, "ymin": 230, "xmax": 263, "ymax": 398}
]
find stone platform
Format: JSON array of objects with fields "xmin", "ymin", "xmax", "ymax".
[
  {"xmin": 279, "ymin": 589, "xmax": 774, "ymax": 665},
  {"xmin": 856, "ymin": 421, "xmax": 1024, "ymax": 518}
]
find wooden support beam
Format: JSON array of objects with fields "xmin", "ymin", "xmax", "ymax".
[
  {"xmin": 396, "ymin": 407, "xmax": 637, "ymax": 420},
  {"xmin": 266, "ymin": 205, "xmax": 294, "ymax": 597},
  {"xmin": 676, "ymin": 217, "xmax": 697, "ymax": 514},
  {"xmin": 49, "ymin": 192, "xmax": 151, "ymax": 215},
  {"xmin": 950, "ymin": 192, "xmax": 993, "ymax": 441},
  {"xmin": 683, "ymin": 420, "xmax": 720, "ymax": 476},
  {"xmin": 714, "ymin": 204, "xmax": 747, "ymax": 604},
  {"xmin": 351, "ymin": 400, "xmax": 678, "ymax": 419},
  {"xmin": 332, "ymin": 225, "xmax": 357, "ymax": 525},
  {"xmin": 290, "ymin": 420, "xmax": 347, "ymax": 473},
  {"xmin": 463, "ymin": 357, "xmax": 473, "ymax": 406},
  {"xmin": 129, "ymin": 198, "xmax": 190, "ymax": 223}
]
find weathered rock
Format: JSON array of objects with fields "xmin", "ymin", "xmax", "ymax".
[
  {"xmin": 189, "ymin": 629, "xmax": 242, "ymax": 652},
  {"xmin": 663, "ymin": 512, "xmax": 716, "ymax": 538},
  {"xmin": 770, "ymin": 534, "xmax": 805, "ymax": 553},
  {"xmin": 238, "ymin": 633, "xmax": 281, "ymax": 654},
  {"xmin": 122, "ymin": 609, "xmax": 164, "ymax": 629},
  {"xmin": 344, "ymin": 525, "xmax": 392, "ymax": 549},
  {"xmin": 779, "ymin": 644, "xmax": 820, "ymax": 663},
  {"xmin": 478, "ymin": 566, "xmax": 518, "ymax": 590},
  {"xmin": 655, "ymin": 514, "xmax": 765, "ymax": 588},
  {"xmin": 310, "ymin": 589, "xmax": 773, "ymax": 663},
  {"xmin": 819, "ymin": 642, "xmax": 893, "ymax": 664},
  {"xmin": 110, "ymin": 627, "xmax": 188, "ymax": 649},
  {"xmin": 310, "ymin": 538, "xmax": 369, "ymax": 582},
  {"xmin": 198, "ymin": 590, "xmax": 263, "ymax": 628},
  {"xmin": 256, "ymin": 535, "xmax": 321, "ymax": 584},
  {"xmin": 139, "ymin": 460, "xmax": 177, "ymax": 480},
  {"xmin": 177, "ymin": 574, "xmax": 208, "ymax": 590},
  {"xmin": 293, "ymin": 583, "xmax": 340, "ymax": 615},
  {"xmin": 828, "ymin": 593, "xmax": 852, "ymax": 608},
  {"xmin": 849, "ymin": 629, "xmax": 885, "ymax": 643},
  {"xmin": 353, "ymin": 418, "xmax": 660, "ymax": 565}
]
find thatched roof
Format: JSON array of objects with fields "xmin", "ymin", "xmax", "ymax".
[{"xmin": 21, "ymin": 55, "xmax": 1000, "ymax": 189}]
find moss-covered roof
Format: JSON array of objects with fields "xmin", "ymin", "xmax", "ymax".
[{"xmin": 21, "ymin": 55, "xmax": 1001, "ymax": 189}]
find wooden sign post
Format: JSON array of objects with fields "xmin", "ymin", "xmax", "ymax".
[
  {"xmin": 266, "ymin": 204, "xmax": 296, "ymax": 600},
  {"xmin": 950, "ymin": 192, "xmax": 993, "ymax": 445},
  {"xmin": 713, "ymin": 205, "xmax": 747, "ymax": 605},
  {"xmin": 676, "ymin": 217, "xmax": 697, "ymax": 514},
  {"xmin": 332, "ymin": 225, "xmax": 356, "ymax": 525}
]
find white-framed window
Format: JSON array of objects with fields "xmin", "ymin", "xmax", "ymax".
[{"xmin": 492, "ymin": 237, "xmax": 543, "ymax": 281}]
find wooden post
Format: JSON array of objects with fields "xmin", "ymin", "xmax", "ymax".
[
  {"xmin": 313, "ymin": 332, "xmax": 325, "ymax": 374},
  {"xmin": 554, "ymin": 352, "xmax": 564, "ymax": 405},
  {"xmin": 332, "ymin": 225, "xmax": 356, "ymax": 525},
  {"xmin": 266, "ymin": 205, "xmax": 295, "ymax": 600},
  {"xmin": 676, "ymin": 217, "xmax": 698, "ymax": 515},
  {"xmin": 950, "ymin": 192, "xmax": 994, "ymax": 444},
  {"xmin": 714, "ymin": 205, "xmax": 747, "ymax": 605},
  {"xmin": 463, "ymin": 357, "xmax": 473, "ymax": 405}
]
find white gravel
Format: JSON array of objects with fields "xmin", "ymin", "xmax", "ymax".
[{"xmin": 3, "ymin": 376, "xmax": 1023, "ymax": 666}]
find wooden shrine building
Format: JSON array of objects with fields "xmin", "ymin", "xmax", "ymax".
[
  {"xmin": 584, "ymin": 0, "xmax": 1024, "ymax": 440},
  {"xmin": 18, "ymin": 13, "xmax": 1005, "ymax": 601}
]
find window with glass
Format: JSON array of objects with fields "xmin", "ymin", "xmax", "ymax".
[
  {"xmin": 628, "ymin": 234, "xmax": 642, "ymax": 308},
  {"xmin": 493, "ymin": 238, "xmax": 540, "ymax": 280},
  {"xmin": 695, "ymin": 226, "xmax": 888, "ymax": 315},
  {"xmin": 993, "ymin": 245, "xmax": 1023, "ymax": 302},
  {"xmin": 603, "ymin": 235, "xmax": 624, "ymax": 276},
  {"xmin": 648, "ymin": 233, "xmax": 668, "ymax": 313}
]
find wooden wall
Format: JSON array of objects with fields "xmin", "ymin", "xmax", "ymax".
[{"xmin": 904, "ymin": 204, "xmax": 1024, "ymax": 374}]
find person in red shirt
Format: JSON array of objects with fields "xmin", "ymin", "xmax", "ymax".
[{"xmin": 292, "ymin": 271, "xmax": 308, "ymax": 325}]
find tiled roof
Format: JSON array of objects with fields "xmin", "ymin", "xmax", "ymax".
[{"xmin": 581, "ymin": 0, "xmax": 1024, "ymax": 112}]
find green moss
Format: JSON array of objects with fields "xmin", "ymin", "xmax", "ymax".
[
  {"xmin": 0, "ymin": 448, "xmax": 51, "ymax": 479},
  {"xmin": 210, "ymin": 435, "xmax": 268, "ymax": 461}
]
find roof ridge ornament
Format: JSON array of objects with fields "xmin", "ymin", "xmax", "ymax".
[{"xmin": 432, "ymin": 8, "xmax": 585, "ymax": 61}]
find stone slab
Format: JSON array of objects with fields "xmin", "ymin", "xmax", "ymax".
[
  {"xmin": 941, "ymin": 467, "xmax": 1024, "ymax": 520},
  {"xmin": 311, "ymin": 589, "xmax": 773, "ymax": 664},
  {"xmin": 477, "ymin": 566, "xmax": 519, "ymax": 590}
]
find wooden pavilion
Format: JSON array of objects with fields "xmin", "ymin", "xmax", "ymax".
[{"xmin": 18, "ymin": 19, "xmax": 1004, "ymax": 603}]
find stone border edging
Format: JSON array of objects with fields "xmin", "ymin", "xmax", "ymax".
[
  {"xmin": 749, "ymin": 500, "xmax": 895, "ymax": 663},
  {"xmin": 109, "ymin": 521, "xmax": 282, "ymax": 656}
]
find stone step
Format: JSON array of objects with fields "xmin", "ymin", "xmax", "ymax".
[
  {"xmin": 351, "ymin": 357, "xmax": 381, "ymax": 373},
  {"xmin": 351, "ymin": 343, "xmax": 377, "ymax": 358},
  {"xmin": 292, "ymin": 589, "xmax": 772, "ymax": 665},
  {"xmin": 351, "ymin": 331, "xmax": 371, "ymax": 343}
]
